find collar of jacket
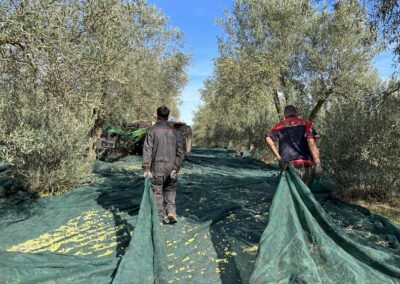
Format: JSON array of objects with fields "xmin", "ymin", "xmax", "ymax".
[{"xmin": 156, "ymin": 120, "xmax": 169, "ymax": 126}]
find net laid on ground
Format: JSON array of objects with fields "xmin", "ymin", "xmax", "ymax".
[
  {"xmin": 0, "ymin": 148, "xmax": 399, "ymax": 283},
  {"xmin": 249, "ymin": 166, "xmax": 400, "ymax": 283}
]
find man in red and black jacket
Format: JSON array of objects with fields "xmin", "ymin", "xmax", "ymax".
[{"xmin": 264, "ymin": 105, "xmax": 323, "ymax": 183}]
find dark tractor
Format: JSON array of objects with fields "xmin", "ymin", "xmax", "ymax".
[
  {"xmin": 95, "ymin": 123, "xmax": 148, "ymax": 160},
  {"xmin": 95, "ymin": 121, "xmax": 192, "ymax": 160},
  {"xmin": 170, "ymin": 122, "xmax": 192, "ymax": 156}
]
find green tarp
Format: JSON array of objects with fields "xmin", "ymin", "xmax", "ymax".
[
  {"xmin": 104, "ymin": 125, "xmax": 147, "ymax": 139},
  {"xmin": 0, "ymin": 148, "xmax": 399, "ymax": 283},
  {"xmin": 112, "ymin": 178, "xmax": 168, "ymax": 283},
  {"xmin": 250, "ymin": 166, "xmax": 400, "ymax": 283}
]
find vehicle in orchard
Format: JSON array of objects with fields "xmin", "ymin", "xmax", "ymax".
[{"xmin": 95, "ymin": 120, "xmax": 192, "ymax": 160}]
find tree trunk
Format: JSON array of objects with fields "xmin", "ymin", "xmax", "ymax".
[
  {"xmin": 308, "ymin": 98, "xmax": 326, "ymax": 122},
  {"xmin": 273, "ymin": 89, "xmax": 282, "ymax": 115},
  {"xmin": 308, "ymin": 88, "xmax": 333, "ymax": 122},
  {"xmin": 280, "ymin": 72, "xmax": 289, "ymax": 104},
  {"xmin": 88, "ymin": 115, "xmax": 105, "ymax": 161},
  {"xmin": 88, "ymin": 88, "xmax": 108, "ymax": 161}
]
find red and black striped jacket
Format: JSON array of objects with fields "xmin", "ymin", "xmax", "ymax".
[{"xmin": 264, "ymin": 116, "xmax": 318, "ymax": 166}]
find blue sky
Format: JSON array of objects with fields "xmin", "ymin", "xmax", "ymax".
[
  {"xmin": 147, "ymin": 0, "xmax": 396, "ymax": 125},
  {"xmin": 147, "ymin": 0, "xmax": 233, "ymax": 125}
]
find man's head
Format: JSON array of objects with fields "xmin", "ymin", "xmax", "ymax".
[
  {"xmin": 157, "ymin": 105, "xmax": 170, "ymax": 121},
  {"xmin": 283, "ymin": 105, "xmax": 298, "ymax": 118}
]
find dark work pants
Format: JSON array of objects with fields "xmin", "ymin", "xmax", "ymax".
[{"xmin": 151, "ymin": 174, "xmax": 177, "ymax": 222}]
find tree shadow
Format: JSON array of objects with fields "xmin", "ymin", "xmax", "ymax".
[
  {"xmin": 177, "ymin": 173, "xmax": 276, "ymax": 283},
  {"xmin": 91, "ymin": 148, "xmax": 400, "ymax": 283},
  {"xmin": 175, "ymin": 148, "xmax": 279, "ymax": 283},
  {"xmin": 94, "ymin": 162, "xmax": 143, "ymax": 259}
]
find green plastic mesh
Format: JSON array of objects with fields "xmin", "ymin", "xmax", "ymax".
[
  {"xmin": 0, "ymin": 148, "xmax": 399, "ymax": 283},
  {"xmin": 112, "ymin": 178, "xmax": 168, "ymax": 283},
  {"xmin": 250, "ymin": 165, "xmax": 400, "ymax": 284},
  {"xmin": 104, "ymin": 125, "xmax": 148, "ymax": 139}
]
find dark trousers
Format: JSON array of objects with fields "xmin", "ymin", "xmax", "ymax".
[{"xmin": 151, "ymin": 174, "xmax": 177, "ymax": 221}]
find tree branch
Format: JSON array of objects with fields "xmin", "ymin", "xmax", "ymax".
[
  {"xmin": 273, "ymin": 89, "xmax": 282, "ymax": 115},
  {"xmin": 0, "ymin": 38, "xmax": 25, "ymax": 50},
  {"xmin": 309, "ymin": 88, "xmax": 333, "ymax": 122}
]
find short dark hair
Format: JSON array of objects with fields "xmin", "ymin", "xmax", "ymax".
[
  {"xmin": 157, "ymin": 105, "xmax": 170, "ymax": 120},
  {"xmin": 283, "ymin": 105, "xmax": 298, "ymax": 118}
]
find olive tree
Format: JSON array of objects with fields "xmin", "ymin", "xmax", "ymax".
[{"xmin": 0, "ymin": 0, "xmax": 189, "ymax": 194}]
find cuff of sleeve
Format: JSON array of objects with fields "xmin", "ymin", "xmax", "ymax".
[{"xmin": 264, "ymin": 131, "xmax": 275, "ymax": 140}]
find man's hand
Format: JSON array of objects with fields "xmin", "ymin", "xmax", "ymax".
[
  {"xmin": 143, "ymin": 171, "xmax": 153, "ymax": 178},
  {"xmin": 314, "ymin": 164, "xmax": 323, "ymax": 177},
  {"xmin": 278, "ymin": 158, "xmax": 288, "ymax": 170},
  {"xmin": 170, "ymin": 170, "xmax": 177, "ymax": 180}
]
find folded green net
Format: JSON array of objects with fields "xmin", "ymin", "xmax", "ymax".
[{"xmin": 112, "ymin": 177, "xmax": 168, "ymax": 283}]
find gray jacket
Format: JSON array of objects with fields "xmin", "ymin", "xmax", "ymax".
[{"xmin": 142, "ymin": 121, "xmax": 185, "ymax": 175}]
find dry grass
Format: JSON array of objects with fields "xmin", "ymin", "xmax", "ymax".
[{"xmin": 355, "ymin": 199, "xmax": 400, "ymax": 225}]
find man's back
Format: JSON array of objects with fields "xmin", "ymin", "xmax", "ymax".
[
  {"xmin": 264, "ymin": 105, "xmax": 323, "ymax": 182},
  {"xmin": 142, "ymin": 121, "xmax": 184, "ymax": 174},
  {"xmin": 265, "ymin": 117, "xmax": 317, "ymax": 164}
]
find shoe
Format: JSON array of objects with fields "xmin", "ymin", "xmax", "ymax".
[
  {"xmin": 167, "ymin": 213, "xmax": 177, "ymax": 224},
  {"xmin": 159, "ymin": 221, "xmax": 164, "ymax": 226}
]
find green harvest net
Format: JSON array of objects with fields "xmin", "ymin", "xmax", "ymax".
[
  {"xmin": 112, "ymin": 177, "xmax": 168, "ymax": 283},
  {"xmin": 249, "ymin": 165, "xmax": 400, "ymax": 284},
  {"xmin": 0, "ymin": 148, "xmax": 399, "ymax": 283}
]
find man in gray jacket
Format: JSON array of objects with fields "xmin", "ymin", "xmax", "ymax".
[{"xmin": 142, "ymin": 106, "xmax": 185, "ymax": 225}]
